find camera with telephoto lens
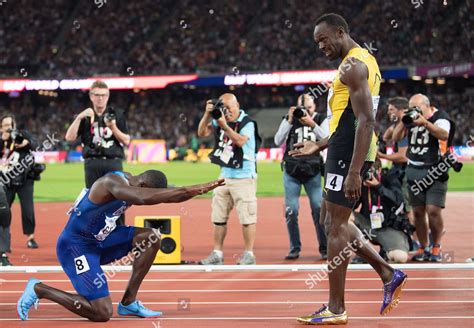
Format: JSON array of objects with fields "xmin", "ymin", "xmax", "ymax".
[
  {"xmin": 30, "ymin": 163, "xmax": 46, "ymax": 181},
  {"xmin": 443, "ymin": 151, "xmax": 463, "ymax": 173},
  {"xmin": 377, "ymin": 135, "xmax": 387, "ymax": 154},
  {"xmin": 104, "ymin": 107, "xmax": 116, "ymax": 121},
  {"xmin": 293, "ymin": 106, "xmax": 308, "ymax": 119},
  {"xmin": 6, "ymin": 128, "xmax": 24, "ymax": 144},
  {"xmin": 402, "ymin": 106, "xmax": 422, "ymax": 125},
  {"xmin": 363, "ymin": 167, "xmax": 375, "ymax": 181},
  {"xmin": 210, "ymin": 99, "xmax": 225, "ymax": 120}
]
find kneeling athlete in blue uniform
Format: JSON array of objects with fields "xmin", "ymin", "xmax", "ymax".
[{"xmin": 18, "ymin": 170, "xmax": 224, "ymax": 321}]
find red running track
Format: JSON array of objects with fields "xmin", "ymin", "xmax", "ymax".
[{"xmin": 1, "ymin": 268, "xmax": 473, "ymax": 327}]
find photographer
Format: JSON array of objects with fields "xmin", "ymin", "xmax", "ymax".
[
  {"xmin": 352, "ymin": 159, "xmax": 414, "ymax": 264},
  {"xmin": 0, "ymin": 180, "xmax": 12, "ymax": 265},
  {"xmin": 65, "ymin": 80, "xmax": 130, "ymax": 225},
  {"xmin": 274, "ymin": 93, "xmax": 328, "ymax": 260},
  {"xmin": 197, "ymin": 93, "xmax": 261, "ymax": 265},
  {"xmin": 378, "ymin": 97, "xmax": 409, "ymax": 170},
  {"xmin": 377, "ymin": 97, "xmax": 412, "ymax": 219},
  {"xmin": 393, "ymin": 94, "xmax": 454, "ymax": 262},
  {"xmin": 0, "ymin": 114, "xmax": 39, "ymax": 250}
]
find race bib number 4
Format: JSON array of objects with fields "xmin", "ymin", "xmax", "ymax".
[
  {"xmin": 74, "ymin": 255, "xmax": 90, "ymax": 275},
  {"xmin": 325, "ymin": 173, "xmax": 344, "ymax": 191}
]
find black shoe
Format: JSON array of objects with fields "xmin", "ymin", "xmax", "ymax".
[
  {"xmin": 285, "ymin": 251, "xmax": 300, "ymax": 260},
  {"xmin": 1, "ymin": 253, "xmax": 12, "ymax": 266},
  {"xmin": 27, "ymin": 239, "xmax": 39, "ymax": 249},
  {"xmin": 320, "ymin": 252, "xmax": 328, "ymax": 260}
]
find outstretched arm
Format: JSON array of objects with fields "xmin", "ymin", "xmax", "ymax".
[
  {"xmin": 288, "ymin": 137, "xmax": 328, "ymax": 157},
  {"xmin": 90, "ymin": 176, "xmax": 225, "ymax": 205}
]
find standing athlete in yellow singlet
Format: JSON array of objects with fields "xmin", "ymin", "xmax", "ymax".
[{"xmin": 290, "ymin": 13, "xmax": 407, "ymax": 325}]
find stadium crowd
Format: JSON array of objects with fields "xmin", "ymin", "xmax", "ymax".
[{"xmin": 0, "ymin": 0, "xmax": 471, "ymax": 77}]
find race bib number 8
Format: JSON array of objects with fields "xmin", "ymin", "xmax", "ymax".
[
  {"xmin": 325, "ymin": 173, "xmax": 344, "ymax": 191},
  {"xmin": 74, "ymin": 255, "xmax": 90, "ymax": 275}
]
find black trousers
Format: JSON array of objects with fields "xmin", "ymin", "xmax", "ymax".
[
  {"xmin": 0, "ymin": 184, "xmax": 12, "ymax": 253},
  {"xmin": 6, "ymin": 178, "xmax": 36, "ymax": 236},
  {"xmin": 84, "ymin": 158, "xmax": 125, "ymax": 225}
]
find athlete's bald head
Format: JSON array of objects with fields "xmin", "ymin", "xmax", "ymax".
[
  {"xmin": 218, "ymin": 93, "xmax": 240, "ymax": 122},
  {"xmin": 134, "ymin": 170, "xmax": 168, "ymax": 189},
  {"xmin": 409, "ymin": 93, "xmax": 432, "ymax": 118}
]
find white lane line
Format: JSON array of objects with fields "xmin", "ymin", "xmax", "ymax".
[
  {"xmin": 1, "ymin": 300, "xmax": 473, "ymax": 306},
  {"xmin": 1, "ymin": 277, "xmax": 474, "ymax": 283},
  {"xmin": 2, "ymin": 288, "xmax": 474, "ymax": 293},
  {"xmin": 1, "ymin": 263, "xmax": 473, "ymax": 273},
  {"xmin": 0, "ymin": 316, "xmax": 473, "ymax": 321}
]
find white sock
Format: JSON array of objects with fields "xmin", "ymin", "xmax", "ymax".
[
  {"xmin": 245, "ymin": 251, "xmax": 254, "ymax": 256},
  {"xmin": 213, "ymin": 250, "xmax": 223, "ymax": 257}
]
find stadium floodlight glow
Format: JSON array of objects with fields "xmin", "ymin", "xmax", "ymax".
[
  {"xmin": 0, "ymin": 75, "xmax": 198, "ymax": 92},
  {"xmin": 411, "ymin": 75, "xmax": 422, "ymax": 81},
  {"xmin": 26, "ymin": 80, "xmax": 60, "ymax": 91},
  {"xmin": 425, "ymin": 78, "xmax": 434, "ymax": 84},
  {"xmin": 59, "ymin": 76, "xmax": 198, "ymax": 90},
  {"xmin": 1, "ymin": 79, "xmax": 27, "ymax": 92},
  {"xmin": 436, "ymin": 78, "xmax": 446, "ymax": 85},
  {"xmin": 224, "ymin": 70, "xmax": 337, "ymax": 86}
]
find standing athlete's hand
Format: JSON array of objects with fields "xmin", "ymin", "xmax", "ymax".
[
  {"xmin": 344, "ymin": 172, "xmax": 362, "ymax": 202},
  {"xmin": 289, "ymin": 140, "xmax": 321, "ymax": 157}
]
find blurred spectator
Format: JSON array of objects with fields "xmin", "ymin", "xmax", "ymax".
[{"xmin": 0, "ymin": 1, "xmax": 471, "ymax": 77}]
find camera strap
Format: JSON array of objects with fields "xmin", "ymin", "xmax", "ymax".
[
  {"xmin": 223, "ymin": 121, "xmax": 240, "ymax": 144},
  {"xmin": 89, "ymin": 110, "xmax": 104, "ymax": 144},
  {"xmin": 367, "ymin": 187, "xmax": 381, "ymax": 211},
  {"xmin": 367, "ymin": 172, "xmax": 382, "ymax": 210}
]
